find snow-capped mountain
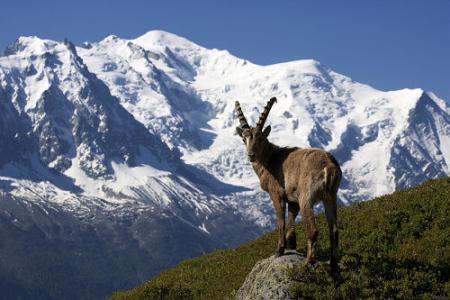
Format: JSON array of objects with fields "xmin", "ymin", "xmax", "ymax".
[
  {"xmin": 0, "ymin": 35, "xmax": 255, "ymax": 230},
  {"xmin": 0, "ymin": 30, "xmax": 449, "ymax": 299},
  {"xmin": 78, "ymin": 30, "xmax": 450, "ymax": 214}
]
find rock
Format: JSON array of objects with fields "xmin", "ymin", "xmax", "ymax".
[{"xmin": 235, "ymin": 250, "xmax": 305, "ymax": 300}]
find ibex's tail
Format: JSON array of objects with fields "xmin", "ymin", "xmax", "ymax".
[{"xmin": 324, "ymin": 165, "xmax": 342, "ymax": 195}]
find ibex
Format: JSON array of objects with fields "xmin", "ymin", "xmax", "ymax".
[{"xmin": 235, "ymin": 97, "xmax": 342, "ymax": 272}]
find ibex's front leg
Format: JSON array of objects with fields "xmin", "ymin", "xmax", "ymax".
[{"xmin": 271, "ymin": 194, "xmax": 286, "ymax": 257}]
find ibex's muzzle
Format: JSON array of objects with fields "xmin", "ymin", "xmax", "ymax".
[{"xmin": 248, "ymin": 152, "xmax": 256, "ymax": 162}]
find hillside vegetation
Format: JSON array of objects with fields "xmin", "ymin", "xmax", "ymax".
[{"xmin": 111, "ymin": 177, "xmax": 450, "ymax": 299}]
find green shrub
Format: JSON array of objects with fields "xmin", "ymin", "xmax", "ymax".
[{"xmin": 141, "ymin": 283, "xmax": 193, "ymax": 300}]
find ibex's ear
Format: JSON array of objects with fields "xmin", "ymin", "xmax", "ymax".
[
  {"xmin": 236, "ymin": 126, "xmax": 244, "ymax": 137},
  {"xmin": 262, "ymin": 125, "xmax": 271, "ymax": 138}
]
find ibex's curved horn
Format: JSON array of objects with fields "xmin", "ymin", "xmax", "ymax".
[
  {"xmin": 256, "ymin": 97, "xmax": 277, "ymax": 130},
  {"xmin": 235, "ymin": 101, "xmax": 250, "ymax": 128}
]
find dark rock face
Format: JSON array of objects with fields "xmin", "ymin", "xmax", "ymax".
[
  {"xmin": 390, "ymin": 93, "xmax": 450, "ymax": 189},
  {"xmin": 0, "ymin": 192, "xmax": 258, "ymax": 300},
  {"xmin": 0, "ymin": 44, "xmax": 176, "ymax": 178},
  {"xmin": 235, "ymin": 251, "xmax": 305, "ymax": 300}
]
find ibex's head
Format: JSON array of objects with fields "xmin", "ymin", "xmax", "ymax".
[{"xmin": 235, "ymin": 97, "xmax": 277, "ymax": 162}]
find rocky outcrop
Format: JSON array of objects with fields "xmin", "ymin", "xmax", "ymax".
[{"xmin": 235, "ymin": 251, "xmax": 304, "ymax": 300}]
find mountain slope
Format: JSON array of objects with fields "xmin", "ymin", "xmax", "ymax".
[
  {"xmin": 0, "ymin": 191, "xmax": 229, "ymax": 300},
  {"xmin": 110, "ymin": 177, "xmax": 450, "ymax": 300}
]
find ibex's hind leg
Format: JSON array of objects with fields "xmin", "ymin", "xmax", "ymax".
[
  {"xmin": 299, "ymin": 193, "xmax": 318, "ymax": 266},
  {"xmin": 286, "ymin": 202, "xmax": 299, "ymax": 250},
  {"xmin": 273, "ymin": 196, "xmax": 286, "ymax": 257},
  {"xmin": 324, "ymin": 195, "xmax": 339, "ymax": 274}
]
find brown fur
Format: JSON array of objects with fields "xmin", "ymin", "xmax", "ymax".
[{"xmin": 236, "ymin": 99, "xmax": 342, "ymax": 273}]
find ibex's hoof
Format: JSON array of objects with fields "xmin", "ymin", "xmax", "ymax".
[
  {"xmin": 275, "ymin": 247, "xmax": 285, "ymax": 257},
  {"xmin": 331, "ymin": 267, "xmax": 340, "ymax": 278},
  {"xmin": 304, "ymin": 259, "xmax": 316, "ymax": 269},
  {"xmin": 286, "ymin": 239, "xmax": 297, "ymax": 250},
  {"xmin": 330, "ymin": 261, "xmax": 339, "ymax": 277}
]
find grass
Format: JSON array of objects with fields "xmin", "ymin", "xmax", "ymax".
[{"xmin": 110, "ymin": 177, "xmax": 450, "ymax": 299}]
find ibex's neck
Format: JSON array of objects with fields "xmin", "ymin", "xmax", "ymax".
[{"xmin": 252, "ymin": 141, "xmax": 278, "ymax": 177}]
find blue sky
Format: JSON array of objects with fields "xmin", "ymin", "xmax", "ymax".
[{"xmin": 1, "ymin": 0, "xmax": 449, "ymax": 101}]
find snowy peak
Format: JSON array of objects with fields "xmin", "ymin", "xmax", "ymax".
[
  {"xmin": 77, "ymin": 34, "xmax": 219, "ymax": 153},
  {"xmin": 133, "ymin": 30, "xmax": 203, "ymax": 52},
  {"xmin": 133, "ymin": 30, "xmax": 252, "ymax": 81},
  {"xmin": 390, "ymin": 91, "xmax": 450, "ymax": 188},
  {"xmin": 0, "ymin": 36, "xmax": 177, "ymax": 181},
  {"xmin": 3, "ymin": 36, "xmax": 56, "ymax": 56},
  {"xmin": 132, "ymin": 30, "xmax": 205, "ymax": 80}
]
